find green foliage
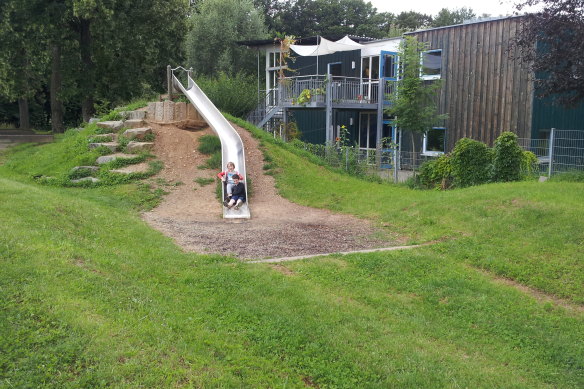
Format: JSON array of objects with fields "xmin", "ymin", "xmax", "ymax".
[
  {"xmin": 197, "ymin": 134, "xmax": 222, "ymax": 155},
  {"xmin": 186, "ymin": 0, "xmax": 267, "ymax": 76},
  {"xmin": 196, "ymin": 73, "xmax": 258, "ymax": 118},
  {"xmin": 418, "ymin": 154, "xmax": 453, "ymax": 189},
  {"xmin": 492, "ymin": 131, "xmax": 524, "ymax": 182},
  {"xmin": 194, "ymin": 177, "xmax": 215, "ymax": 186},
  {"xmin": 198, "ymin": 152, "xmax": 222, "ymax": 170},
  {"xmin": 431, "ymin": 7, "xmax": 476, "ymax": 27},
  {"xmin": 450, "ymin": 138, "xmax": 493, "ymax": 188},
  {"xmin": 386, "ymin": 36, "xmax": 447, "ymax": 144},
  {"xmin": 521, "ymin": 151, "xmax": 539, "ymax": 177}
]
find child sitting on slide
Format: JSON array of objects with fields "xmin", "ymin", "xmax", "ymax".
[
  {"xmin": 224, "ymin": 174, "xmax": 246, "ymax": 210},
  {"xmin": 217, "ymin": 162, "xmax": 240, "ymax": 201}
]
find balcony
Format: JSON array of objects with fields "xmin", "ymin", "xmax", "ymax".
[{"xmin": 279, "ymin": 75, "xmax": 395, "ymax": 109}]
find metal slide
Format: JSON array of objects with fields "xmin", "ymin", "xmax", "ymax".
[{"xmin": 172, "ymin": 71, "xmax": 250, "ymax": 219}]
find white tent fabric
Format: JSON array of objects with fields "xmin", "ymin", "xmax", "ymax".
[{"xmin": 290, "ymin": 36, "xmax": 363, "ymax": 56}]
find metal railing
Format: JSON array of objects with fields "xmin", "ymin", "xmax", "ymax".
[{"xmin": 279, "ymin": 75, "xmax": 383, "ymax": 105}]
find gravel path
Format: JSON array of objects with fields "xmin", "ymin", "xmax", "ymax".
[{"xmin": 142, "ymin": 121, "xmax": 396, "ymax": 260}]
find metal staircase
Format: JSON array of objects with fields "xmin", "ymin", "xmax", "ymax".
[{"xmin": 247, "ymin": 89, "xmax": 282, "ymax": 130}]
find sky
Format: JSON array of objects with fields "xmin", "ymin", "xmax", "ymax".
[{"xmin": 367, "ymin": 0, "xmax": 519, "ymax": 17}]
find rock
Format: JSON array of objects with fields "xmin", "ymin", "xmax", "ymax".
[
  {"xmin": 126, "ymin": 141, "xmax": 154, "ymax": 152},
  {"xmin": 88, "ymin": 118, "xmax": 100, "ymax": 124},
  {"xmin": 539, "ymin": 176, "xmax": 549, "ymax": 182},
  {"xmin": 71, "ymin": 177, "xmax": 100, "ymax": 183},
  {"xmin": 109, "ymin": 162, "xmax": 151, "ymax": 174},
  {"xmin": 124, "ymin": 119, "xmax": 146, "ymax": 129},
  {"xmin": 91, "ymin": 133, "xmax": 118, "ymax": 141},
  {"xmin": 71, "ymin": 166, "xmax": 99, "ymax": 172},
  {"xmin": 126, "ymin": 110, "xmax": 146, "ymax": 120},
  {"xmin": 123, "ymin": 127, "xmax": 152, "ymax": 140},
  {"xmin": 89, "ymin": 142, "xmax": 118, "ymax": 152},
  {"xmin": 96, "ymin": 121, "xmax": 124, "ymax": 131},
  {"xmin": 96, "ymin": 153, "xmax": 136, "ymax": 165}
]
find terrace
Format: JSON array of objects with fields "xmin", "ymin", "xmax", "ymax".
[{"xmin": 278, "ymin": 75, "xmax": 395, "ymax": 109}]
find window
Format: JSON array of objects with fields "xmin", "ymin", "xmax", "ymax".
[
  {"xmin": 420, "ymin": 50, "xmax": 442, "ymax": 80},
  {"xmin": 423, "ymin": 127, "xmax": 446, "ymax": 156}
]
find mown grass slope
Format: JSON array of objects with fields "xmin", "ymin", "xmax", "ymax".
[{"xmin": 0, "ymin": 119, "xmax": 582, "ymax": 388}]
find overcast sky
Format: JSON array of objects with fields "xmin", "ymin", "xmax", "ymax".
[{"xmin": 367, "ymin": 0, "xmax": 519, "ymax": 17}]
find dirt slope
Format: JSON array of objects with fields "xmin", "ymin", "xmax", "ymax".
[{"xmin": 142, "ymin": 121, "xmax": 394, "ymax": 260}]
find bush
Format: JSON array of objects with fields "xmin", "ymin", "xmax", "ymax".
[
  {"xmin": 418, "ymin": 154, "xmax": 452, "ymax": 189},
  {"xmin": 196, "ymin": 72, "xmax": 257, "ymax": 118},
  {"xmin": 521, "ymin": 150, "xmax": 539, "ymax": 178},
  {"xmin": 450, "ymin": 138, "xmax": 492, "ymax": 188},
  {"xmin": 492, "ymin": 131, "xmax": 524, "ymax": 182}
]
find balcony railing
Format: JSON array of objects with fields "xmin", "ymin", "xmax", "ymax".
[{"xmin": 279, "ymin": 75, "xmax": 392, "ymax": 106}]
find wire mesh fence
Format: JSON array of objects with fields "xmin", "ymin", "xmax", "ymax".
[
  {"xmin": 519, "ymin": 129, "xmax": 584, "ymax": 176},
  {"xmin": 288, "ymin": 129, "xmax": 584, "ymax": 182}
]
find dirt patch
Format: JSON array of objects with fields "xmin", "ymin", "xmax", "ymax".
[{"xmin": 142, "ymin": 121, "xmax": 395, "ymax": 260}]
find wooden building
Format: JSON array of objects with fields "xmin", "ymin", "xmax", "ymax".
[{"xmin": 243, "ymin": 16, "xmax": 584, "ymax": 164}]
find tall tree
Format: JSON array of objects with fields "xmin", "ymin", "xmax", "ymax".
[
  {"xmin": 432, "ymin": 7, "xmax": 476, "ymax": 27},
  {"xmin": 0, "ymin": 0, "xmax": 49, "ymax": 130},
  {"xmin": 186, "ymin": 0, "xmax": 267, "ymax": 76},
  {"xmin": 386, "ymin": 36, "xmax": 447, "ymax": 164},
  {"xmin": 395, "ymin": 11, "xmax": 433, "ymax": 31},
  {"xmin": 515, "ymin": 0, "xmax": 584, "ymax": 107}
]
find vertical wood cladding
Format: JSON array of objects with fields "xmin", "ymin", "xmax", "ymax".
[{"xmin": 411, "ymin": 17, "xmax": 533, "ymax": 150}]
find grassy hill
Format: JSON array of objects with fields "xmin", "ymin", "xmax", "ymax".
[{"xmin": 0, "ymin": 118, "xmax": 582, "ymax": 388}]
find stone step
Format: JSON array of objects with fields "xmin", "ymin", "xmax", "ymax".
[
  {"xmin": 96, "ymin": 153, "xmax": 138, "ymax": 165},
  {"xmin": 71, "ymin": 177, "xmax": 100, "ymax": 184},
  {"xmin": 90, "ymin": 133, "xmax": 118, "ymax": 141},
  {"xmin": 71, "ymin": 166, "xmax": 99, "ymax": 173},
  {"xmin": 89, "ymin": 142, "xmax": 118, "ymax": 152},
  {"xmin": 109, "ymin": 162, "xmax": 151, "ymax": 174},
  {"xmin": 124, "ymin": 119, "xmax": 145, "ymax": 129},
  {"xmin": 96, "ymin": 121, "xmax": 124, "ymax": 131},
  {"xmin": 121, "ymin": 110, "xmax": 146, "ymax": 120},
  {"xmin": 123, "ymin": 127, "xmax": 152, "ymax": 140},
  {"xmin": 126, "ymin": 141, "xmax": 154, "ymax": 153}
]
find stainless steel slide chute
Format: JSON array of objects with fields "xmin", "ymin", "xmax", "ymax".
[{"xmin": 172, "ymin": 70, "xmax": 250, "ymax": 219}]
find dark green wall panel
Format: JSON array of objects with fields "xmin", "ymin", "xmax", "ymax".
[
  {"xmin": 532, "ymin": 96, "xmax": 584, "ymax": 138},
  {"xmin": 289, "ymin": 109, "xmax": 327, "ymax": 144}
]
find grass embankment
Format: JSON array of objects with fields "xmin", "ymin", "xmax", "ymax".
[{"xmin": 1, "ymin": 117, "xmax": 583, "ymax": 388}]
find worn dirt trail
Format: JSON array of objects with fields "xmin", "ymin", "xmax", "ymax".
[{"xmin": 142, "ymin": 121, "xmax": 395, "ymax": 260}]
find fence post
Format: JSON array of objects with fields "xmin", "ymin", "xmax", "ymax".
[
  {"xmin": 393, "ymin": 147, "xmax": 398, "ymax": 183},
  {"xmin": 166, "ymin": 65, "xmax": 172, "ymax": 100},
  {"xmin": 548, "ymin": 128, "xmax": 555, "ymax": 177}
]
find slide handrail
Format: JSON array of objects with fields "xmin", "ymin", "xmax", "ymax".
[{"xmin": 172, "ymin": 71, "xmax": 250, "ymax": 219}]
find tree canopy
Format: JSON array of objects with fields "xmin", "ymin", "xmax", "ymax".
[{"xmin": 515, "ymin": 0, "xmax": 584, "ymax": 107}]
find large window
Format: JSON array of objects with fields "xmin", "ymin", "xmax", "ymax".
[
  {"xmin": 420, "ymin": 50, "xmax": 442, "ymax": 80},
  {"xmin": 423, "ymin": 127, "xmax": 446, "ymax": 156}
]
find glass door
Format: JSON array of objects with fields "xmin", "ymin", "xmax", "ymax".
[{"xmin": 361, "ymin": 56, "xmax": 379, "ymax": 102}]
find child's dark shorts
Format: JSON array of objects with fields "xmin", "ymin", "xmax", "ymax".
[{"xmin": 231, "ymin": 195, "xmax": 245, "ymax": 202}]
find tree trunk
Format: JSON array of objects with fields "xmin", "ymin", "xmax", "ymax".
[
  {"xmin": 18, "ymin": 98, "xmax": 30, "ymax": 130},
  {"xmin": 79, "ymin": 19, "xmax": 94, "ymax": 122},
  {"xmin": 51, "ymin": 43, "xmax": 64, "ymax": 133}
]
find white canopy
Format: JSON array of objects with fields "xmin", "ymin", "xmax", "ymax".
[{"xmin": 290, "ymin": 36, "xmax": 363, "ymax": 56}]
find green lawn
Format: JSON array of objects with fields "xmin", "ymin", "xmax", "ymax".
[{"xmin": 0, "ymin": 121, "xmax": 582, "ymax": 388}]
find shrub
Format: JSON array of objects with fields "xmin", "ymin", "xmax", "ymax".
[
  {"xmin": 196, "ymin": 72, "xmax": 257, "ymax": 118},
  {"xmin": 492, "ymin": 131, "xmax": 524, "ymax": 182},
  {"xmin": 418, "ymin": 154, "xmax": 452, "ymax": 189},
  {"xmin": 521, "ymin": 151, "xmax": 539, "ymax": 178},
  {"xmin": 450, "ymin": 138, "xmax": 492, "ymax": 188}
]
